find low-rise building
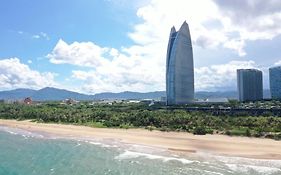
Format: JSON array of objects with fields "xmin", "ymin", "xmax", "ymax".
[{"xmin": 24, "ymin": 97, "xmax": 32, "ymax": 105}]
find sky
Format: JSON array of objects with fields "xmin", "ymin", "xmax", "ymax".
[{"xmin": 1, "ymin": 0, "xmax": 281, "ymax": 94}]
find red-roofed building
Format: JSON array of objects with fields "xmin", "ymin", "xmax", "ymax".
[{"xmin": 24, "ymin": 97, "xmax": 32, "ymax": 105}]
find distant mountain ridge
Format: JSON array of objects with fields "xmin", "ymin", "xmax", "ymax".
[
  {"xmin": 0, "ymin": 87, "xmax": 271, "ymax": 101},
  {"xmin": 0, "ymin": 87, "xmax": 94, "ymax": 101},
  {"xmin": 0, "ymin": 87, "xmax": 165, "ymax": 101},
  {"xmin": 94, "ymin": 91, "xmax": 166, "ymax": 100}
]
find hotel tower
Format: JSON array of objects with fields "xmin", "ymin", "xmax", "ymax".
[
  {"xmin": 237, "ymin": 69, "xmax": 263, "ymax": 102},
  {"xmin": 166, "ymin": 21, "xmax": 194, "ymax": 105},
  {"xmin": 269, "ymin": 66, "xmax": 281, "ymax": 99}
]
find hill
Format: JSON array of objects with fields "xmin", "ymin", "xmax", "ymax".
[{"xmin": 0, "ymin": 87, "xmax": 271, "ymax": 101}]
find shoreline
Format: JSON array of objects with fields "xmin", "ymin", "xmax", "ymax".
[{"xmin": 0, "ymin": 119, "xmax": 281, "ymax": 160}]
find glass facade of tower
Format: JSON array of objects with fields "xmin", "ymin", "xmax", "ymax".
[
  {"xmin": 269, "ymin": 66, "xmax": 281, "ymax": 99},
  {"xmin": 237, "ymin": 69, "xmax": 263, "ymax": 102},
  {"xmin": 166, "ymin": 21, "xmax": 194, "ymax": 105}
]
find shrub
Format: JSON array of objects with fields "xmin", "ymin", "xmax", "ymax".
[
  {"xmin": 274, "ymin": 133, "xmax": 281, "ymax": 140},
  {"xmin": 119, "ymin": 124, "xmax": 131, "ymax": 129},
  {"xmin": 86, "ymin": 122, "xmax": 106, "ymax": 128},
  {"xmin": 206, "ymin": 128, "xmax": 214, "ymax": 134},
  {"xmin": 225, "ymin": 130, "xmax": 231, "ymax": 136},
  {"xmin": 253, "ymin": 131, "xmax": 264, "ymax": 137},
  {"xmin": 245, "ymin": 129, "xmax": 251, "ymax": 137},
  {"xmin": 265, "ymin": 134, "xmax": 275, "ymax": 139},
  {"xmin": 224, "ymin": 128, "xmax": 252, "ymax": 137},
  {"xmin": 159, "ymin": 126, "xmax": 171, "ymax": 132},
  {"xmin": 145, "ymin": 126, "xmax": 156, "ymax": 131},
  {"xmin": 193, "ymin": 126, "xmax": 207, "ymax": 135}
]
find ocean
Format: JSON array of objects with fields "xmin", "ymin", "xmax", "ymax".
[{"xmin": 0, "ymin": 126, "xmax": 280, "ymax": 175}]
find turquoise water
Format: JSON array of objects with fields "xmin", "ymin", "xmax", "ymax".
[{"xmin": 0, "ymin": 126, "xmax": 281, "ymax": 175}]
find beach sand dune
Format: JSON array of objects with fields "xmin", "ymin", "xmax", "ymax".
[{"xmin": 0, "ymin": 119, "xmax": 280, "ymax": 160}]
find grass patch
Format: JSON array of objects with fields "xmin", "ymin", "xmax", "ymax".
[
  {"xmin": 85, "ymin": 122, "xmax": 107, "ymax": 128},
  {"xmin": 225, "ymin": 128, "xmax": 251, "ymax": 137}
]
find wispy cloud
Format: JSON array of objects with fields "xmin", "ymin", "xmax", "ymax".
[
  {"xmin": 32, "ymin": 35, "xmax": 40, "ymax": 39},
  {"xmin": 18, "ymin": 30, "xmax": 50, "ymax": 40},
  {"xmin": 39, "ymin": 32, "xmax": 50, "ymax": 40},
  {"xmin": 32, "ymin": 32, "xmax": 50, "ymax": 40}
]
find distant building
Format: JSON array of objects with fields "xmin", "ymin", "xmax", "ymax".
[
  {"xmin": 24, "ymin": 97, "xmax": 32, "ymax": 105},
  {"xmin": 140, "ymin": 99, "xmax": 154, "ymax": 104},
  {"xmin": 269, "ymin": 66, "xmax": 281, "ymax": 99},
  {"xmin": 160, "ymin": 96, "xmax": 166, "ymax": 102},
  {"xmin": 194, "ymin": 98, "xmax": 229, "ymax": 104},
  {"xmin": 127, "ymin": 100, "xmax": 140, "ymax": 103},
  {"xmin": 63, "ymin": 98, "xmax": 78, "ymax": 105},
  {"xmin": 237, "ymin": 69, "xmax": 263, "ymax": 102},
  {"xmin": 166, "ymin": 21, "xmax": 194, "ymax": 105},
  {"xmin": 205, "ymin": 98, "xmax": 229, "ymax": 103}
]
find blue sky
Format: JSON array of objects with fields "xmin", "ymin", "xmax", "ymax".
[
  {"xmin": 0, "ymin": 0, "xmax": 281, "ymax": 94},
  {"xmin": 0, "ymin": 0, "xmax": 136, "ymax": 75}
]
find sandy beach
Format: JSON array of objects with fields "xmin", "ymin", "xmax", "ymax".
[{"xmin": 0, "ymin": 119, "xmax": 280, "ymax": 160}]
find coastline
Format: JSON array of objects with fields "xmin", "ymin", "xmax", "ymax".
[{"xmin": 0, "ymin": 119, "xmax": 281, "ymax": 160}]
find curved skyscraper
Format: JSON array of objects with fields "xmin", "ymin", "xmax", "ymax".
[{"xmin": 166, "ymin": 21, "xmax": 194, "ymax": 105}]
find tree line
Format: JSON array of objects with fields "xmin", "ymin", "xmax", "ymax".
[{"xmin": 0, "ymin": 102, "xmax": 280, "ymax": 140}]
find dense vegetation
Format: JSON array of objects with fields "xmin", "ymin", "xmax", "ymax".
[{"xmin": 0, "ymin": 102, "xmax": 280, "ymax": 140}]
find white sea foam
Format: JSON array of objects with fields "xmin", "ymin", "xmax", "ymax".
[
  {"xmin": 7, "ymin": 130, "xmax": 17, "ymax": 135},
  {"xmin": 181, "ymin": 167, "xmax": 226, "ymax": 175},
  {"xmin": 214, "ymin": 155, "xmax": 281, "ymax": 171},
  {"xmin": 79, "ymin": 139, "xmax": 118, "ymax": 149},
  {"xmin": 200, "ymin": 169, "xmax": 224, "ymax": 175},
  {"xmin": 226, "ymin": 163, "xmax": 281, "ymax": 174},
  {"xmin": 74, "ymin": 143, "xmax": 81, "ymax": 147},
  {"xmin": 0, "ymin": 125, "xmax": 44, "ymax": 138},
  {"xmin": 88, "ymin": 141, "xmax": 102, "ymax": 145},
  {"xmin": 208, "ymin": 154, "xmax": 281, "ymax": 175},
  {"xmin": 115, "ymin": 150, "xmax": 194, "ymax": 164},
  {"xmin": 126, "ymin": 143, "xmax": 167, "ymax": 153}
]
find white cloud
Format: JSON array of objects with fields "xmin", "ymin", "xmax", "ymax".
[
  {"xmin": 129, "ymin": 0, "xmax": 281, "ymax": 56},
  {"xmin": 0, "ymin": 58, "xmax": 56, "ymax": 90},
  {"xmin": 126, "ymin": 0, "xmax": 227, "ymax": 53},
  {"xmin": 32, "ymin": 35, "xmax": 40, "ymax": 39},
  {"xmin": 214, "ymin": 0, "xmax": 281, "ymax": 52},
  {"xmin": 47, "ymin": 39, "xmax": 110, "ymax": 67},
  {"xmin": 48, "ymin": 39, "xmax": 259, "ymax": 93},
  {"xmin": 47, "ymin": 39, "xmax": 164, "ymax": 93},
  {"xmin": 195, "ymin": 60, "xmax": 257, "ymax": 91},
  {"xmin": 32, "ymin": 32, "xmax": 50, "ymax": 40},
  {"xmin": 40, "ymin": 32, "xmax": 50, "ymax": 40},
  {"xmin": 27, "ymin": 60, "xmax": 32, "ymax": 64},
  {"xmin": 223, "ymin": 39, "xmax": 246, "ymax": 57},
  {"xmin": 274, "ymin": 60, "xmax": 281, "ymax": 66},
  {"xmin": 47, "ymin": 0, "xmax": 281, "ymax": 93},
  {"xmin": 72, "ymin": 70, "xmax": 158, "ymax": 93}
]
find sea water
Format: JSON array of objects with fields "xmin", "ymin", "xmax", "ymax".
[{"xmin": 0, "ymin": 126, "xmax": 280, "ymax": 175}]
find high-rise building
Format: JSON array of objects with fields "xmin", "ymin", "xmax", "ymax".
[
  {"xmin": 166, "ymin": 21, "xmax": 194, "ymax": 105},
  {"xmin": 237, "ymin": 69, "xmax": 263, "ymax": 102},
  {"xmin": 269, "ymin": 66, "xmax": 281, "ymax": 99}
]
